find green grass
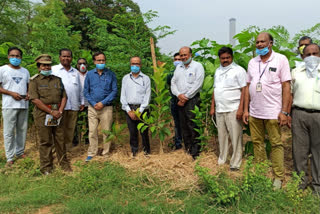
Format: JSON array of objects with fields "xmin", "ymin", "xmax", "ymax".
[{"xmin": 0, "ymin": 156, "xmax": 319, "ymax": 214}]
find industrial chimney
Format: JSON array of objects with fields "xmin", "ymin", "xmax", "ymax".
[{"xmin": 229, "ymin": 18, "xmax": 236, "ymax": 46}]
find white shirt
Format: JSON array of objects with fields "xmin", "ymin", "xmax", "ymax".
[
  {"xmin": 52, "ymin": 64, "xmax": 84, "ymax": 110},
  {"xmin": 291, "ymin": 64, "xmax": 320, "ymax": 110},
  {"xmin": 78, "ymin": 71, "xmax": 89, "ymax": 107},
  {"xmin": 0, "ymin": 65, "xmax": 30, "ymax": 109},
  {"xmin": 214, "ymin": 62, "xmax": 247, "ymax": 113},
  {"xmin": 171, "ymin": 60, "xmax": 205, "ymax": 99},
  {"xmin": 120, "ymin": 72, "xmax": 151, "ymax": 113}
]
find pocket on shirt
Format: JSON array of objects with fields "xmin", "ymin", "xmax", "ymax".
[
  {"xmin": 223, "ymin": 77, "xmax": 237, "ymax": 88},
  {"xmin": 186, "ymin": 71, "xmax": 196, "ymax": 83}
]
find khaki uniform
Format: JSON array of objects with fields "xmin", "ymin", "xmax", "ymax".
[{"xmin": 29, "ymin": 74, "xmax": 69, "ymax": 173}]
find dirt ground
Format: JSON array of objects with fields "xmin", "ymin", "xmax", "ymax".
[{"xmin": 0, "ymin": 122, "xmax": 294, "ymax": 191}]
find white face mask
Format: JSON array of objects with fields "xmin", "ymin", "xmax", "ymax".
[
  {"xmin": 79, "ymin": 64, "xmax": 87, "ymax": 73},
  {"xmin": 304, "ymin": 56, "xmax": 320, "ymax": 78}
]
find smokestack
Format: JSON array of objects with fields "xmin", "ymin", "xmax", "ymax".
[{"xmin": 229, "ymin": 18, "xmax": 236, "ymax": 46}]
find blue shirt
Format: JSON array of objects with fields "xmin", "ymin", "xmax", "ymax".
[{"xmin": 84, "ymin": 68, "xmax": 117, "ymax": 106}]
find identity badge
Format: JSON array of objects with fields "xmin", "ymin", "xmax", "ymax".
[{"xmin": 256, "ymin": 82, "xmax": 262, "ymax": 92}]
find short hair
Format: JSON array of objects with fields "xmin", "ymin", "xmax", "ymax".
[
  {"xmin": 303, "ymin": 43, "xmax": 320, "ymax": 55},
  {"xmin": 218, "ymin": 46, "xmax": 233, "ymax": 58},
  {"xmin": 8, "ymin": 47, "xmax": 23, "ymax": 57},
  {"xmin": 77, "ymin": 58, "xmax": 87, "ymax": 64},
  {"xmin": 174, "ymin": 53, "xmax": 180, "ymax": 57},
  {"xmin": 299, "ymin": 36, "xmax": 313, "ymax": 45},
  {"xmin": 130, "ymin": 56, "xmax": 141, "ymax": 64},
  {"xmin": 92, "ymin": 52, "xmax": 106, "ymax": 61},
  {"xmin": 59, "ymin": 48, "xmax": 72, "ymax": 57}
]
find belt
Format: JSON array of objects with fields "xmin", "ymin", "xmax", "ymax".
[
  {"xmin": 294, "ymin": 106, "xmax": 320, "ymax": 113},
  {"xmin": 46, "ymin": 104, "xmax": 61, "ymax": 110},
  {"xmin": 129, "ymin": 104, "xmax": 141, "ymax": 110}
]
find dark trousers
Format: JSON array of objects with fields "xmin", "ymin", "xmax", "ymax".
[
  {"xmin": 126, "ymin": 109, "xmax": 150, "ymax": 154},
  {"xmin": 73, "ymin": 107, "xmax": 89, "ymax": 145},
  {"xmin": 292, "ymin": 108, "xmax": 320, "ymax": 192},
  {"xmin": 170, "ymin": 97, "xmax": 182, "ymax": 148},
  {"xmin": 178, "ymin": 94, "xmax": 201, "ymax": 158}
]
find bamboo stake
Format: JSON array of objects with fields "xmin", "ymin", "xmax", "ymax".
[{"xmin": 150, "ymin": 37, "xmax": 157, "ymax": 73}]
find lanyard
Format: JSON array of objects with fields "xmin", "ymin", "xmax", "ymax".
[
  {"xmin": 130, "ymin": 75, "xmax": 144, "ymax": 87},
  {"xmin": 259, "ymin": 61, "xmax": 269, "ymax": 81}
]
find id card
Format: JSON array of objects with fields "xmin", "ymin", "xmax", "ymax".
[{"xmin": 256, "ymin": 82, "xmax": 262, "ymax": 92}]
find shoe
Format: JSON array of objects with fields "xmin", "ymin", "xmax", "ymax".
[
  {"xmin": 273, "ymin": 178, "xmax": 282, "ymax": 190},
  {"xmin": 175, "ymin": 144, "xmax": 183, "ymax": 150},
  {"xmin": 16, "ymin": 154, "xmax": 26, "ymax": 159},
  {"xmin": 85, "ymin": 156, "xmax": 93, "ymax": 162},
  {"xmin": 5, "ymin": 161, "xmax": 14, "ymax": 168},
  {"xmin": 230, "ymin": 168, "xmax": 240, "ymax": 172},
  {"xmin": 132, "ymin": 151, "xmax": 137, "ymax": 158},
  {"xmin": 144, "ymin": 150, "xmax": 150, "ymax": 156}
]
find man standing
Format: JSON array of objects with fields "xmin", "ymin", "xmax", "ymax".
[
  {"xmin": 84, "ymin": 52, "xmax": 117, "ymax": 161},
  {"xmin": 290, "ymin": 43, "xmax": 320, "ymax": 194},
  {"xmin": 0, "ymin": 47, "xmax": 30, "ymax": 166},
  {"xmin": 295, "ymin": 36, "xmax": 313, "ymax": 68},
  {"xmin": 52, "ymin": 49, "xmax": 84, "ymax": 151},
  {"xmin": 73, "ymin": 58, "xmax": 89, "ymax": 145},
  {"xmin": 29, "ymin": 54, "xmax": 71, "ymax": 174},
  {"xmin": 210, "ymin": 47, "xmax": 246, "ymax": 171},
  {"xmin": 167, "ymin": 53, "xmax": 182, "ymax": 150},
  {"xmin": 243, "ymin": 32, "xmax": 291, "ymax": 189},
  {"xmin": 171, "ymin": 46, "xmax": 204, "ymax": 159},
  {"xmin": 120, "ymin": 56, "xmax": 151, "ymax": 157}
]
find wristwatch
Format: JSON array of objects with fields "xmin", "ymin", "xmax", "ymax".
[{"xmin": 281, "ymin": 111, "xmax": 289, "ymax": 116}]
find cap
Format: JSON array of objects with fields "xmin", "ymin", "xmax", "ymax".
[{"xmin": 35, "ymin": 54, "xmax": 52, "ymax": 64}]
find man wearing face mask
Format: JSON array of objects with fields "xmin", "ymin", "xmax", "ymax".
[
  {"xmin": 29, "ymin": 54, "xmax": 71, "ymax": 174},
  {"xmin": 289, "ymin": 43, "xmax": 320, "ymax": 194},
  {"xmin": 166, "ymin": 53, "xmax": 183, "ymax": 150},
  {"xmin": 73, "ymin": 58, "xmax": 89, "ymax": 146},
  {"xmin": 52, "ymin": 49, "xmax": 84, "ymax": 152},
  {"xmin": 243, "ymin": 32, "xmax": 291, "ymax": 189},
  {"xmin": 171, "ymin": 46, "xmax": 205, "ymax": 159},
  {"xmin": 0, "ymin": 47, "xmax": 30, "ymax": 167},
  {"xmin": 295, "ymin": 36, "xmax": 313, "ymax": 68},
  {"xmin": 84, "ymin": 52, "xmax": 117, "ymax": 162},
  {"xmin": 120, "ymin": 56, "xmax": 151, "ymax": 157},
  {"xmin": 210, "ymin": 47, "xmax": 246, "ymax": 171}
]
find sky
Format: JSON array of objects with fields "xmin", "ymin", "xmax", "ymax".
[{"xmin": 133, "ymin": 0, "xmax": 320, "ymax": 55}]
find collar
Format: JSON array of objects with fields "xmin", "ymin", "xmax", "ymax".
[
  {"xmin": 40, "ymin": 74, "xmax": 53, "ymax": 80},
  {"xmin": 130, "ymin": 71, "xmax": 143, "ymax": 78},
  {"xmin": 58, "ymin": 63, "xmax": 75, "ymax": 72},
  {"xmin": 93, "ymin": 68, "xmax": 108, "ymax": 74},
  {"xmin": 179, "ymin": 59, "xmax": 194, "ymax": 69}
]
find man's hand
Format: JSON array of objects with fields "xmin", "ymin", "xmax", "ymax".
[
  {"xmin": 178, "ymin": 94, "xmax": 188, "ymax": 102},
  {"xmin": 10, "ymin": 92, "xmax": 22, "ymax": 101},
  {"xmin": 94, "ymin": 102, "xmax": 104, "ymax": 110},
  {"xmin": 210, "ymin": 107, "xmax": 215, "ymax": 116},
  {"xmin": 287, "ymin": 115, "xmax": 292, "ymax": 128},
  {"xmin": 177, "ymin": 100, "xmax": 185, "ymax": 107},
  {"xmin": 25, "ymin": 93, "xmax": 30, "ymax": 101},
  {"xmin": 79, "ymin": 105, "xmax": 85, "ymax": 111},
  {"xmin": 51, "ymin": 110, "xmax": 62, "ymax": 120},
  {"xmin": 128, "ymin": 111, "xmax": 138, "ymax": 120},
  {"xmin": 236, "ymin": 109, "xmax": 243, "ymax": 120},
  {"xmin": 278, "ymin": 112, "xmax": 287, "ymax": 126},
  {"xmin": 243, "ymin": 111, "xmax": 249, "ymax": 125}
]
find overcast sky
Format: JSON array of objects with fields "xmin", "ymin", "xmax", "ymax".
[{"xmin": 133, "ymin": 0, "xmax": 320, "ymax": 55}]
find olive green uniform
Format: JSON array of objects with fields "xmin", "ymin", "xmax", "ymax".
[{"xmin": 29, "ymin": 74, "xmax": 69, "ymax": 173}]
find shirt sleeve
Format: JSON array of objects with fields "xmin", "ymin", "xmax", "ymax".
[
  {"xmin": 101, "ymin": 72, "xmax": 118, "ymax": 106},
  {"xmin": 237, "ymin": 67, "xmax": 247, "ymax": 88},
  {"xmin": 171, "ymin": 68, "xmax": 180, "ymax": 97},
  {"xmin": 120, "ymin": 76, "xmax": 131, "ymax": 112},
  {"xmin": 280, "ymin": 56, "xmax": 292, "ymax": 82},
  {"xmin": 139, "ymin": 76, "xmax": 151, "ymax": 113},
  {"xmin": 290, "ymin": 69, "xmax": 296, "ymax": 93},
  {"xmin": 77, "ymin": 73, "xmax": 84, "ymax": 105},
  {"xmin": 84, "ymin": 72, "xmax": 96, "ymax": 107},
  {"xmin": 247, "ymin": 61, "xmax": 253, "ymax": 83},
  {"xmin": 0, "ymin": 66, "xmax": 4, "ymax": 84},
  {"xmin": 185, "ymin": 63, "xmax": 205, "ymax": 98},
  {"xmin": 28, "ymin": 80, "xmax": 39, "ymax": 100}
]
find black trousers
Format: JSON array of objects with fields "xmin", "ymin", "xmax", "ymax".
[
  {"xmin": 178, "ymin": 94, "xmax": 201, "ymax": 157},
  {"xmin": 126, "ymin": 109, "xmax": 150, "ymax": 154}
]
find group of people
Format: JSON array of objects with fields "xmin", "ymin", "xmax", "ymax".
[{"xmin": 0, "ymin": 32, "xmax": 319, "ymax": 193}]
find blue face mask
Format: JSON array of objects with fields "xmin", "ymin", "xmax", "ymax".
[
  {"xmin": 40, "ymin": 70, "xmax": 52, "ymax": 76},
  {"xmin": 174, "ymin": 61, "xmax": 181, "ymax": 67},
  {"xmin": 256, "ymin": 47, "xmax": 269, "ymax": 56},
  {"xmin": 183, "ymin": 57, "xmax": 192, "ymax": 65},
  {"xmin": 131, "ymin": 65, "xmax": 140, "ymax": 73},
  {"xmin": 9, "ymin": 58, "xmax": 21, "ymax": 67},
  {"xmin": 96, "ymin": 64, "xmax": 105, "ymax": 70}
]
